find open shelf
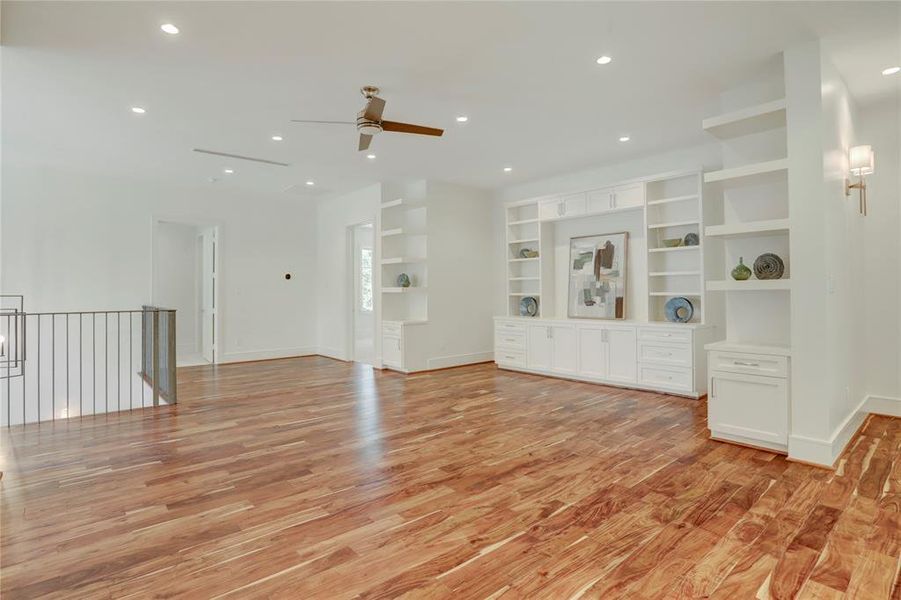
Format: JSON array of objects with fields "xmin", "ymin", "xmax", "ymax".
[
  {"xmin": 647, "ymin": 220, "xmax": 700, "ymax": 230},
  {"xmin": 380, "ymin": 198, "xmax": 423, "ymax": 210},
  {"xmin": 704, "ymin": 159, "xmax": 788, "ymax": 184},
  {"xmin": 705, "ymin": 339, "xmax": 792, "ymax": 357},
  {"xmin": 508, "ymin": 218, "xmax": 540, "ymax": 226},
  {"xmin": 508, "ymin": 257, "xmax": 539, "ymax": 263},
  {"xmin": 381, "ymin": 228, "xmax": 405, "ymax": 237},
  {"xmin": 381, "ymin": 257, "xmax": 426, "ymax": 265},
  {"xmin": 705, "ymin": 218, "xmax": 790, "ymax": 238},
  {"xmin": 382, "ymin": 286, "xmax": 427, "ymax": 293},
  {"xmin": 648, "ymin": 246, "xmax": 700, "ymax": 254},
  {"xmin": 707, "ymin": 279, "xmax": 791, "ymax": 292},
  {"xmin": 649, "ymin": 291, "xmax": 702, "ymax": 297},
  {"xmin": 509, "ymin": 277, "xmax": 539, "ymax": 281},
  {"xmin": 649, "ymin": 271, "xmax": 701, "ymax": 277},
  {"xmin": 703, "ymin": 99, "xmax": 787, "ymax": 138},
  {"xmin": 646, "ymin": 194, "xmax": 699, "ymax": 207},
  {"xmin": 509, "ymin": 292, "xmax": 540, "ymax": 297},
  {"xmin": 508, "ymin": 238, "xmax": 539, "ymax": 244}
]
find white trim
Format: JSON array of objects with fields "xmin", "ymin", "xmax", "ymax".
[
  {"xmin": 788, "ymin": 394, "xmax": 870, "ymax": 467},
  {"xmin": 864, "ymin": 394, "xmax": 901, "ymax": 417},
  {"xmin": 426, "ymin": 351, "xmax": 494, "ymax": 371},
  {"xmin": 316, "ymin": 346, "xmax": 348, "ymax": 362},
  {"xmin": 220, "ymin": 347, "xmax": 317, "ymax": 364}
]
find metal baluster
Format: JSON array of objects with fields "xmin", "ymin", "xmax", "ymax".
[
  {"xmin": 167, "ymin": 310, "xmax": 177, "ymax": 405},
  {"xmin": 152, "ymin": 310, "xmax": 160, "ymax": 407}
]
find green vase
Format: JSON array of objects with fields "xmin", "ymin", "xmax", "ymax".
[{"xmin": 731, "ymin": 257, "xmax": 752, "ymax": 281}]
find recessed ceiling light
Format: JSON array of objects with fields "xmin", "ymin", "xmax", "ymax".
[
  {"xmin": 306, "ymin": 180, "xmax": 315, "ymax": 186},
  {"xmin": 618, "ymin": 136, "xmax": 630, "ymax": 142},
  {"xmin": 131, "ymin": 106, "xmax": 146, "ymax": 114},
  {"xmin": 883, "ymin": 66, "xmax": 901, "ymax": 76},
  {"xmin": 503, "ymin": 166, "xmax": 513, "ymax": 172},
  {"xmin": 596, "ymin": 56, "xmax": 612, "ymax": 65},
  {"xmin": 160, "ymin": 23, "xmax": 179, "ymax": 35},
  {"xmin": 223, "ymin": 168, "xmax": 234, "ymax": 174},
  {"xmin": 456, "ymin": 116, "xmax": 469, "ymax": 123},
  {"xmin": 271, "ymin": 135, "xmax": 283, "ymax": 141},
  {"xmin": 366, "ymin": 154, "xmax": 376, "ymax": 159}
]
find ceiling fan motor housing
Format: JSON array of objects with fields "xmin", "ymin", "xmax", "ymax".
[{"xmin": 356, "ymin": 113, "xmax": 383, "ymax": 136}]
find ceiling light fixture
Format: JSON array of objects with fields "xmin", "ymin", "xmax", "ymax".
[
  {"xmin": 619, "ymin": 136, "xmax": 630, "ymax": 142},
  {"xmin": 503, "ymin": 166, "xmax": 513, "ymax": 172},
  {"xmin": 456, "ymin": 116, "xmax": 469, "ymax": 123},
  {"xmin": 596, "ymin": 56, "xmax": 613, "ymax": 65},
  {"xmin": 882, "ymin": 66, "xmax": 901, "ymax": 76},
  {"xmin": 366, "ymin": 154, "xmax": 376, "ymax": 159},
  {"xmin": 271, "ymin": 135, "xmax": 283, "ymax": 141},
  {"xmin": 160, "ymin": 23, "xmax": 179, "ymax": 35},
  {"xmin": 306, "ymin": 180, "xmax": 315, "ymax": 186},
  {"xmin": 223, "ymin": 168, "xmax": 234, "ymax": 174},
  {"xmin": 131, "ymin": 106, "xmax": 146, "ymax": 114}
]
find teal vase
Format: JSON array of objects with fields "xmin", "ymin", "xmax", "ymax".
[{"xmin": 731, "ymin": 257, "xmax": 752, "ymax": 281}]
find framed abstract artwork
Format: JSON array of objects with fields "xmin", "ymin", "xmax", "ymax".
[{"xmin": 568, "ymin": 232, "xmax": 628, "ymax": 319}]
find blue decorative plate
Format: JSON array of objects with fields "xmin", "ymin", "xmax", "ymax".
[
  {"xmin": 519, "ymin": 296, "xmax": 539, "ymax": 317},
  {"xmin": 664, "ymin": 296, "xmax": 694, "ymax": 323}
]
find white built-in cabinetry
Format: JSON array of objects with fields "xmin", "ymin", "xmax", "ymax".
[
  {"xmin": 496, "ymin": 317, "xmax": 713, "ymax": 398},
  {"xmin": 701, "ymin": 73, "xmax": 793, "ymax": 452}
]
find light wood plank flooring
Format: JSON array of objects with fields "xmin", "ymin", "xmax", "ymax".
[{"xmin": 1, "ymin": 357, "xmax": 899, "ymax": 599}]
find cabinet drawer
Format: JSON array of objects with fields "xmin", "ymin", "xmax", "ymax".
[
  {"xmin": 495, "ymin": 329, "xmax": 526, "ymax": 350},
  {"xmin": 496, "ymin": 321, "xmax": 527, "ymax": 335},
  {"xmin": 496, "ymin": 349, "xmax": 526, "ymax": 367},
  {"xmin": 639, "ymin": 364, "xmax": 693, "ymax": 392},
  {"xmin": 382, "ymin": 321, "xmax": 402, "ymax": 337},
  {"xmin": 639, "ymin": 341, "xmax": 692, "ymax": 368},
  {"xmin": 709, "ymin": 351, "xmax": 788, "ymax": 378},
  {"xmin": 638, "ymin": 327, "xmax": 693, "ymax": 344}
]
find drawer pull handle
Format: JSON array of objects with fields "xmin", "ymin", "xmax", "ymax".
[{"xmin": 733, "ymin": 361, "xmax": 760, "ymax": 367}]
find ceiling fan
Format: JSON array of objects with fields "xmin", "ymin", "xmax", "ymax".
[{"xmin": 292, "ymin": 86, "xmax": 444, "ymax": 151}]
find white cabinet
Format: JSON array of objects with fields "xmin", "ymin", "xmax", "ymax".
[
  {"xmin": 551, "ymin": 325, "xmax": 577, "ymax": 374},
  {"xmin": 607, "ymin": 327, "xmax": 637, "ymax": 383},
  {"xmin": 708, "ymin": 371, "xmax": 788, "ymax": 451},
  {"xmin": 561, "ymin": 193, "xmax": 587, "ymax": 218},
  {"xmin": 611, "ymin": 183, "xmax": 645, "ymax": 209},
  {"xmin": 587, "ymin": 188, "xmax": 614, "ymax": 213},
  {"xmin": 578, "ymin": 327, "xmax": 609, "ymax": 378},
  {"xmin": 538, "ymin": 198, "xmax": 562, "ymax": 220},
  {"xmin": 539, "ymin": 194, "xmax": 587, "ymax": 220},
  {"xmin": 382, "ymin": 332, "xmax": 403, "ymax": 369},
  {"xmin": 527, "ymin": 325, "xmax": 552, "ymax": 370}
]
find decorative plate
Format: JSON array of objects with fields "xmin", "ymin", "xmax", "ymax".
[
  {"xmin": 753, "ymin": 253, "xmax": 784, "ymax": 280},
  {"xmin": 683, "ymin": 232, "xmax": 699, "ymax": 246},
  {"xmin": 519, "ymin": 296, "xmax": 539, "ymax": 317},
  {"xmin": 664, "ymin": 296, "xmax": 694, "ymax": 323}
]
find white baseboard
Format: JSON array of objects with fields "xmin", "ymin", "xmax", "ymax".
[
  {"xmin": 789, "ymin": 395, "xmax": 869, "ymax": 467},
  {"xmin": 220, "ymin": 346, "xmax": 317, "ymax": 364},
  {"xmin": 864, "ymin": 394, "xmax": 901, "ymax": 417},
  {"xmin": 316, "ymin": 346, "xmax": 348, "ymax": 362},
  {"xmin": 427, "ymin": 351, "xmax": 494, "ymax": 371}
]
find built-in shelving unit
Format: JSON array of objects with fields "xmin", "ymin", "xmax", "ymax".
[
  {"xmin": 702, "ymin": 93, "xmax": 791, "ymax": 354},
  {"xmin": 645, "ymin": 171, "xmax": 707, "ymax": 324},
  {"xmin": 379, "ymin": 194, "xmax": 428, "ymax": 324},
  {"xmin": 505, "ymin": 199, "xmax": 543, "ymax": 316}
]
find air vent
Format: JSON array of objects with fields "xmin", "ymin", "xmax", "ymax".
[{"xmin": 193, "ymin": 148, "xmax": 289, "ymax": 167}]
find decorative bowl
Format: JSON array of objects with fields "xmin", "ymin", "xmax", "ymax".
[{"xmin": 662, "ymin": 238, "xmax": 683, "ymax": 248}]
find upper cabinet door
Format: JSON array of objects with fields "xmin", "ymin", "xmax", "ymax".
[
  {"xmin": 578, "ymin": 327, "xmax": 608, "ymax": 379},
  {"xmin": 607, "ymin": 327, "xmax": 637, "ymax": 383},
  {"xmin": 586, "ymin": 188, "xmax": 614, "ymax": 214},
  {"xmin": 527, "ymin": 325, "xmax": 552, "ymax": 370},
  {"xmin": 560, "ymin": 193, "xmax": 587, "ymax": 218},
  {"xmin": 551, "ymin": 326, "xmax": 578, "ymax": 374},
  {"xmin": 539, "ymin": 198, "xmax": 562, "ymax": 220},
  {"xmin": 611, "ymin": 183, "xmax": 645, "ymax": 209}
]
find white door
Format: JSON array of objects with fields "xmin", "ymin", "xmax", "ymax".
[
  {"xmin": 551, "ymin": 326, "xmax": 578, "ymax": 374},
  {"xmin": 352, "ymin": 223, "xmax": 375, "ymax": 365},
  {"xmin": 527, "ymin": 325, "xmax": 552, "ymax": 370},
  {"xmin": 200, "ymin": 228, "xmax": 216, "ymax": 363},
  {"xmin": 607, "ymin": 327, "xmax": 637, "ymax": 382},
  {"xmin": 578, "ymin": 327, "xmax": 608, "ymax": 378}
]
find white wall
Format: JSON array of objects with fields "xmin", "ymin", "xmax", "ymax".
[
  {"xmin": 153, "ymin": 221, "xmax": 201, "ymax": 359},
  {"xmin": 1, "ymin": 165, "xmax": 318, "ymax": 363},
  {"xmin": 315, "ymin": 183, "xmax": 382, "ymax": 360}
]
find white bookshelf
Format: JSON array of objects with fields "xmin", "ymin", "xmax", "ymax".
[
  {"xmin": 505, "ymin": 199, "xmax": 543, "ymax": 316},
  {"xmin": 379, "ymin": 196, "xmax": 428, "ymax": 323},
  {"xmin": 702, "ymin": 95, "xmax": 792, "ymax": 353}
]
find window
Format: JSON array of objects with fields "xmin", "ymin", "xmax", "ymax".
[{"xmin": 360, "ymin": 247, "xmax": 373, "ymax": 312}]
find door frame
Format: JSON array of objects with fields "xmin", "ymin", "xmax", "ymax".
[
  {"xmin": 150, "ymin": 217, "xmax": 221, "ymax": 365},
  {"xmin": 346, "ymin": 220, "xmax": 376, "ymax": 364}
]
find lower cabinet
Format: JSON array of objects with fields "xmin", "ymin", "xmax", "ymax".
[
  {"xmin": 382, "ymin": 333, "xmax": 403, "ymax": 369},
  {"xmin": 707, "ymin": 350, "xmax": 790, "ymax": 452},
  {"xmin": 497, "ymin": 318, "xmax": 706, "ymax": 396}
]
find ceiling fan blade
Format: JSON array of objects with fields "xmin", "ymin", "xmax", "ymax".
[
  {"xmin": 358, "ymin": 134, "xmax": 373, "ymax": 151},
  {"xmin": 291, "ymin": 119, "xmax": 355, "ymax": 125},
  {"xmin": 381, "ymin": 121, "xmax": 444, "ymax": 137},
  {"xmin": 362, "ymin": 96, "xmax": 386, "ymax": 122}
]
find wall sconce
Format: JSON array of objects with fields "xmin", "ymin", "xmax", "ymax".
[{"xmin": 846, "ymin": 144, "xmax": 874, "ymax": 216}]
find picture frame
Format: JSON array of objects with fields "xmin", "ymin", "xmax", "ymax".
[{"xmin": 567, "ymin": 232, "xmax": 628, "ymax": 319}]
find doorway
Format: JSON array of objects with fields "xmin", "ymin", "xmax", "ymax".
[
  {"xmin": 152, "ymin": 220, "xmax": 219, "ymax": 366},
  {"xmin": 350, "ymin": 222, "xmax": 375, "ymax": 365}
]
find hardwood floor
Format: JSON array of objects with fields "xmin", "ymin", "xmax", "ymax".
[{"xmin": 1, "ymin": 357, "xmax": 899, "ymax": 599}]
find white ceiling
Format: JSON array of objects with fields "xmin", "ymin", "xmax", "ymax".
[{"xmin": 2, "ymin": 1, "xmax": 899, "ymax": 198}]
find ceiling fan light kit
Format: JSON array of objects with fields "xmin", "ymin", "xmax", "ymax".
[{"xmin": 294, "ymin": 85, "xmax": 444, "ymax": 151}]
